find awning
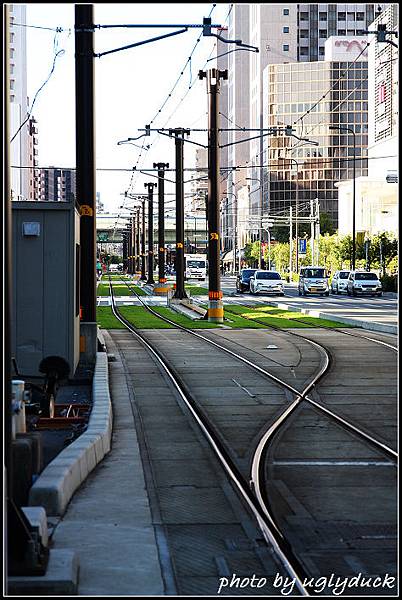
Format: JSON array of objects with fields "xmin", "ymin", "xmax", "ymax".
[{"xmin": 222, "ymin": 250, "xmax": 234, "ymax": 263}]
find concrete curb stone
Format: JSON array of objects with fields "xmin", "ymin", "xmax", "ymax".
[{"xmin": 29, "ymin": 352, "xmax": 113, "ymax": 516}]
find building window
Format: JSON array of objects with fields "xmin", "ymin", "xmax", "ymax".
[
  {"xmin": 356, "ymin": 12, "xmax": 365, "ymax": 21},
  {"xmin": 347, "ymin": 29, "xmax": 355, "ymax": 36},
  {"xmin": 319, "ymin": 47, "xmax": 325, "ymax": 55},
  {"xmin": 300, "ymin": 29, "xmax": 309, "ymax": 38},
  {"xmin": 319, "ymin": 12, "xmax": 327, "ymax": 21},
  {"xmin": 347, "ymin": 12, "xmax": 355, "ymax": 20},
  {"xmin": 283, "ymin": 26, "xmax": 289, "ymax": 33},
  {"xmin": 356, "ymin": 30, "xmax": 365, "ymax": 36},
  {"xmin": 300, "ymin": 47, "xmax": 308, "ymax": 56},
  {"xmin": 283, "ymin": 44, "xmax": 289, "ymax": 52},
  {"xmin": 300, "ymin": 12, "xmax": 308, "ymax": 21},
  {"xmin": 338, "ymin": 12, "xmax": 346, "ymax": 20},
  {"xmin": 338, "ymin": 29, "xmax": 346, "ymax": 35},
  {"xmin": 319, "ymin": 30, "xmax": 327, "ymax": 38},
  {"xmin": 283, "ymin": 8, "xmax": 289, "ymax": 16}
]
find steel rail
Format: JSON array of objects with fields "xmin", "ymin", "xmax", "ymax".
[
  {"xmin": 118, "ymin": 278, "xmax": 397, "ymax": 460},
  {"xmin": 108, "ymin": 278, "xmax": 310, "ymax": 596},
  {"xmin": 221, "ymin": 305, "xmax": 398, "ymax": 461}
]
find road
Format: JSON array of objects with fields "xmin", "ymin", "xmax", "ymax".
[{"xmin": 218, "ymin": 276, "xmax": 398, "ymax": 330}]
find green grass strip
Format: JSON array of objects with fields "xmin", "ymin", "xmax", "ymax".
[
  {"xmin": 119, "ymin": 306, "xmax": 173, "ymax": 329},
  {"xmin": 184, "ymin": 284, "xmax": 209, "ymax": 296},
  {"xmin": 224, "ymin": 304, "xmax": 354, "ymax": 328},
  {"xmin": 96, "ymin": 306, "xmax": 126, "ymax": 329}
]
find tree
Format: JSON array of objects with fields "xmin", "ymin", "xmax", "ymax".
[{"xmin": 320, "ymin": 212, "xmax": 336, "ymax": 235}]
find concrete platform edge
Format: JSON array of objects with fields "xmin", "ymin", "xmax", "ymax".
[{"xmin": 28, "ymin": 352, "xmax": 113, "ymax": 516}]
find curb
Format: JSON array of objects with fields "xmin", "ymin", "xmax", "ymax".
[
  {"xmin": 261, "ymin": 299, "xmax": 398, "ymax": 335},
  {"xmin": 29, "ymin": 352, "xmax": 113, "ymax": 516}
]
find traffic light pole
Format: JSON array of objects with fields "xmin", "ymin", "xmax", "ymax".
[
  {"xmin": 199, "ymin": 68, "xmax": 227, "ymax": 322},
  {"xmin": 171, "ymin": 129, "xmax": 189, "ymax": 300},
  {"xmin": 153, "ymin": 162, "xmax": 170, "ymax": 293},
  {"xmin": 144, "ymin": 183, "xmax": 156, "ymax": 285}
]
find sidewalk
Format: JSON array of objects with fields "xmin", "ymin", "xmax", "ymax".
[{"xmin": 50, "ymin": 332, "xmax": 164, "ymax": 596}]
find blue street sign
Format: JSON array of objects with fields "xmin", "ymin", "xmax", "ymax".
[{"xmin": 299, "ymin": 239, "xmax": 307, "ymax": 255}]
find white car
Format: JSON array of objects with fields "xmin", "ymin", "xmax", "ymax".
[
  {"xmin": 346, "ymin": 271, "xmax": 383, "ymax": 297},
  {"xmin": 249, "ymin": 270, "xmax": 285, "ymax": 295},
  {"xmin": 331, "ymin": 270, "xmax": 350, "ymax": 294}
]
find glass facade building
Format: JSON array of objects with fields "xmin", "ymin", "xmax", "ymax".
[{"xmin": 265, "ymin": 59, "xmax": 368, "ymax": 226}]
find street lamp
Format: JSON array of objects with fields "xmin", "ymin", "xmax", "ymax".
[{"xmin": 329, "ymin": 125, "xmax": 356, "ymax": 270}]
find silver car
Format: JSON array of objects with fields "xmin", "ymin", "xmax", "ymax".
[
  {"xmin": 249, "ymin": 270, "xmax": 285, "ymax": 295},
  {"xmin": 298, "ymin": 266, "xmax": 330, "ymax": 296},
  {"xmin": 331, "ymin": 270, "xmax": 350, "ymax": 294},
  {"xmin": 346, "ymin": 271, "xmax": 383, "ymax": 297}
]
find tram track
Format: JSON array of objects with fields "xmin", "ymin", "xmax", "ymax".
[{"xmin": 106, "ymin": 277, "xmax": 397, "ymax": 593}]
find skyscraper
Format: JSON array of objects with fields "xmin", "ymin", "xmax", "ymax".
[{"xmin": 222, "ymin": 4, "xmax": 384, "ymax": 249}]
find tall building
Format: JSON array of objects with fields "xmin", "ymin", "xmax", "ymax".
[
  {"xmin": 40, "ymin": 168, "xmax": 76, "ymax": 202},
  {"xmin": 190, "ymin": 148, "xmax": 208, "ymax": 213},
  {"xmin": 337, "ymin": 3, "xmax": 398, "ymax": 237},
  {"xmin": 265, "ymin": 37, "xmax": 369, "ymax": 227},
  {"xmin": 222, "ymin": 3, "xmax": 384, "ymax": 249},
  {"xmin": 9, "ymin": 4, "xmax": 30, "ymax": 201}
]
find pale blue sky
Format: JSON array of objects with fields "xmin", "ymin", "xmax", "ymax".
[{"xmin": 25, "ymin": 3, "xmax": 231, "ymax": 212}]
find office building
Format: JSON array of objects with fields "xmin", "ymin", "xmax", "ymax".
[{"xmin": 265, "ymin": 36, "xmax": 369, "ymax": 227}]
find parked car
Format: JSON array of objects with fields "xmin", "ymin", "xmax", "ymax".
[
  {"xmin": 331, "ymin": 270, "xmax": 350, "ymax": 294},
  {"xmin": 346, "ymin": 271, "xmax": 382, "ymax": 297},
  {"xmin": 249, "ymin": 270, "xmax": 285, "ymax": 295},
  {"xmin": 236, "ymin": 268, "xmax": 257, "ymax": 293},
  {"xmin": 298, "ymin": 266, "xmax": 330, "ymax": 296}
]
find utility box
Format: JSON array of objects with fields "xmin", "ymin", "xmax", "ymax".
[{"xmin": 12, "ymin": 201, "xmax": 80, "ymax": 378}]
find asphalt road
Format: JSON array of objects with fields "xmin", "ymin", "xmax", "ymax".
[{"xmin": 218, "ymin": 277, "xmax": 398, "ymax": 329}]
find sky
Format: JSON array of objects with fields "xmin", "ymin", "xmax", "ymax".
[{"xmin": 25, "ymin": 3, "xmax": 232, "ymax": 215}]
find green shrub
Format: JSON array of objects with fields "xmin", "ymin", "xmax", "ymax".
[{"xmin": 380, "ymin": 273, "xmax": 398, "ymax": 292}]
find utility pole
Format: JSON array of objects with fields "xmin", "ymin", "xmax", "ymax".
[
  {"xmin": 144, "ymin": 183, "xmax": 156, "ymax": 285},
  {"xmin": 315, "ymin": 197, "xmax": 320, "ymax": 264},
  {"xmin": 170, "ymin": 129, "xmax": 189, "ymax": 299},
  {"xmin": 199, "ymin": 68, "xmax": 227, "ymax": 322},
  {"xmin": 153, "ymin": 162, "xmax": 169, "ymax": 291},
  {"xmin": 75, "ymin": 4, "xmax": 96, "ymax": 328},
  {"xmin": 289, "ymin": 205, "xmax": 293, "ymax": 281},
  {"xmin": 122, "ymin": 230, "xmax": 128, "ymax": 272},
  {"xmin": 310, "ymin": 198, "xmax": 315, "ymax": 265},
  {"xmin": 135, "ymin": 208, "xmax": 141, "ymax": 273},
  {"xmin": 140, "ymin": 198, "xmax": 147, "ymax": 281}
]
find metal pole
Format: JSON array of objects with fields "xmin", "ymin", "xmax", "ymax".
[
  {"xmin": 75, "ymin": 4, "xmax": 96, "ymax": 322},
  {"xmin": 295, "ymin": 160, "xmax": 299, "ymax": 274},
  {"xmin": 199, "ymin": 68, "xmax": 227, "ymax": 322},
  {"xmin": 154, "ymin": 162, "xmax": 169, "ymax": 285},
  {"xmin": 140, "ymin": 199, "xmax": 146, "ymax": 280},
  {"xmin": 267, "ymin": 228, "xmax": 271, "ymax": 270},
  {"xmin": 135, "ymin": 208, "xmax": 141, "ymax": 273},
  {"xmin": 316, "ymin": 198, "xmax": 320, "ymax": 264},
  {"xmin": 289, "ymin": 205, "xmax": 293, "ymax": 280},
  {"xmin": 310, "ymin": 199, "xmax": 315, "ymax": 265},
  {"xmin": 172, "ymin": 129, "xmax": 188, "ymax": 299},
  {"xmin": 122, "ymin": 230, "xmax": 128, "ymax": 272},
  {"xmin": 144, "ymin": 183, "xmax": 156, "ymax": 285},
  {"xmin": 352, "ymin": 130, "xmax": 356, "ymax": 270}
]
